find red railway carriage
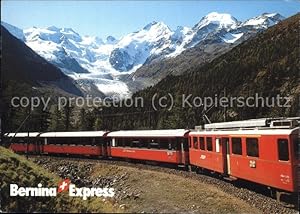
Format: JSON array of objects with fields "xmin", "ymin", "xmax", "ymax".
[
  {"xmin": 39, "ymin": 131, "xmax": 109, "ymax": 156},
  {"xmin": 6, "ymin": 131, "xmax": 109, "ymax": 157},
  {"xmin": 5, "ymin": 132, "xmax": 41, "ymax": 154},
  {"xmin": 107, "ymin": 129, "xmax": 190, "ymax": 166},
  {"xmin": 189, "ymin": 118, "xmax": 300, "ymax": 195}
]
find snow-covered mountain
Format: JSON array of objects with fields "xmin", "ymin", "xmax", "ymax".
[
  {"xmin": 242, "ymin": 13, "xmax": 285, "ymax": 29},
  {"xmin": 2, "ymin": 12, "xmax": 285, "ymax": 97}
]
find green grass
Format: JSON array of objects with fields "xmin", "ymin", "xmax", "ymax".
[{"xmin": 0, "ymin": 146, "xmax": 120, "ymax": 213}]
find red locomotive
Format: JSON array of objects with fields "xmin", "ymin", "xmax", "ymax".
[
  {"xmin": 4, "ymin": 117, "xmax": 300, "ymax": 202},
  {"xmin": 189, "ymin": 118, "xmax": 299, "ymax": 200}
]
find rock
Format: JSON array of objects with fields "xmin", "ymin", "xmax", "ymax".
[{"xmin": 119, "ymin": 204, "xmax": 126, "ymax": 209}]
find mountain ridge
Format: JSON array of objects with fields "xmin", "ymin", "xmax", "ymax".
[
  {"xmin": 2, "ymin": 12, "xmax": 286, "ymax": 97},
  {"xmin": 99, "ymin": 13, "xmax": 300, "ymax": 130}
]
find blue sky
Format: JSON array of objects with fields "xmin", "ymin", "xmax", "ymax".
[{"xmin": 1, "ymin": 1, "xmax": 299, "ymax": 39}]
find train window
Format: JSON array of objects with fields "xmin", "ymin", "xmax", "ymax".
[
  {"xmin": 115, "ymin": 138, "xmax": 122, "ymax": 147},
  {"xmin": 68, "ymin": 138, "xmax": 75, "ymax": 144},
  {"xmin": 189, "ymin": 138, "xmax": 192, "ymax": 148},
  {"xmin": 149, "ymin": 139, "xmax": 159, "ymax": 149},
  {"xmin": 139, "ymin": 139, "xmax": 148, "ymax": 148},
  {"xmin": 159, "ymin": 139, "xmax": 169, "ymax": 150},
  {"xmin": 92, "ymin": 138, "xmax": 96, "ymax": 145},
  {"xmin": 206, "ymin": 137, "xmax": 213, "ymax": 151},
  {"xmin": 78, "ymin": 137, "xmax": 89, "ymax": 145},
  {"xmin": 47, "ymin": 138, "xmax": 53, "ymax": 144},
  {"xmin": 277, "ymin": 139, "xmax": 289, "ymax": 161},
  {"xmin": 78, "ymin": 137, "xmax": 84, "ymax": 145},
  {"xmin": 124, "ymin": 138, "xmax": 131, "ymax": 147},
  {"xmin": 295, "ymin": 138, "xmax": 300, "ymax": 159},
  {"xmin": 246, "ymin": 138, "xmax": 259, "ymax": 157},
  {"xmin": 132, "ymin": 139, "xmax": 140, "ymax": 148},
  {"xmin": 166, "ymin": 139, "xmax": 178, "ymax": 150},
  {"xmin": 121, "ymin": 138, "xmax": 125, "ymax": 147},
  {"xmin": 48, "ymin": 138, "xmax": 55, "ymax": 144},
  {"xmin": 173, "ymin": 140, "xmax": 180, "ymax": 150},
  {"xmin": 193, "ymin": 137, "xmax": 199, "ymax": 149},
  {"xmin": 199, "ymin": 137, "xmax": 205, "ymax": 150},
  {"xmin": 232, "ymin": 138, "xmax": 242, "ymax": 155}
]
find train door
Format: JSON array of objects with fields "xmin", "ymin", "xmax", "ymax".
[
  {"xmin": 180, "ymin": 139, "xmax": 184, "ymax": 164},
  {"xmin": 105, "ymin": 138, "xmax": 113, "ymax": 158},
  {"xmin": 35, "ymin": 138, "xmax": 40, "ymax": 154},
  {"xmin": 35, "ymin": 137, "xmax": 43, "ymax": 154},
  {"xmin": 101, "ymin": 138, "xmax": 111, "ymax": 158},
  {"xmin": 100, "ymin": 139, "xmax": 107, "ymax": 157},
  {"xmin": 179, "ymin": 138, "xmax": 188, "ymax": 164},
  {"xmin": 184, "ymin": 138, "xmax": 189, "ymax": 164},
  {"xmin": 39, "ymin": 138, "xmax": 43, "ymax": 154},
  {"xmin": 222, "ymin": 137, "xmax": 231, "ymax": 175}
]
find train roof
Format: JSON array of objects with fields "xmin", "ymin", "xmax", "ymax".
[
  {"xmin": 4, "ymin": 132, "xmax": 41, "ymax": 137},
  {"xmin": 107, "ymin": 129, "xmax": 189, "ymax": 137},
  {"xmin": 189, "ymin": 127, "xmax": 300, "ymax": 136},
  {"xmin": 202, "ymin": 117, "xmax": 299, "ymax": 130},
  {"xmin": 39, "ymin": 131, "xmax": 108, "ymax": 137}
]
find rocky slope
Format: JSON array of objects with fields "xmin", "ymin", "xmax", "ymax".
[{"xmin": 31, "ymin": 156, "xmax": 261, "ymax": 213}]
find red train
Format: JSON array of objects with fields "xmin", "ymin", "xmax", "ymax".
[{"xmin": 4, "ymin": 118, "xmax": 300, "ymax": 202}]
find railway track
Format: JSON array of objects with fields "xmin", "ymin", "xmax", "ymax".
[{"xmin": 28, "ymin": 155, "xmax": 298, "ymax": 214}]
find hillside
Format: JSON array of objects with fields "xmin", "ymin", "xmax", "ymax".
[
  {"xmin": 124, "ymin": 39, "xmax": 236, "ymax": 91},
  {"xmin": 100, "ymin": 13, "xmax": 300, "ymax": 130},
  {"xmin": 1, "ymin": 26, "xmax": 82, "ymax": 96},
  {"xmin": 0, "ymin": 146, "xmax": 119, "ymax": 212},
  {"xmin": 1, "ymin": 26, "xmax": 88, "ymax": 134}
]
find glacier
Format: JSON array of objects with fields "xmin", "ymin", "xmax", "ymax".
[{"xmin": 1, "ymin": 12, "xmax": 285, "ymax": 97}]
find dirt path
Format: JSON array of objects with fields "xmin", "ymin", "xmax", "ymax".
[{"xmin": 32, "ymin": 157, "xmax": 261, "ymax": 213}]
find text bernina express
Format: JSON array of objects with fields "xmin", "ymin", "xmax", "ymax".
[{"xmin": 10, "ymin": 183, "xmax": 115, "ymax": 200}]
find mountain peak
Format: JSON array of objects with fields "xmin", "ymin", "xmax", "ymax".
[
  {"xmin": 143, "ymin": 21, "xmax": 158, "ymax": 30},
  {"xmin": 47, "ymin": 26, "xmax": 60, "ymax": 31},
  {"xmin": 195, "ymin": 12, "xmax": 239, "ymax": 30},
  {"xmin": 61, "ymin": 27, "xmax": 77, "ymax": 34},
  {"xmin": 242, "ymin": 12, "xmax": 285, "ymax": 28},
  {"xmin": 142, "ymin": 21, "xmax": 170, "ymax": 31},
  {"xmin": 106, "ymin": 35, "xmax": 117, "ymax": 44},
  {"xmin": 262, "ymin": 12, "xmax": 280, "ymax": 17}
]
